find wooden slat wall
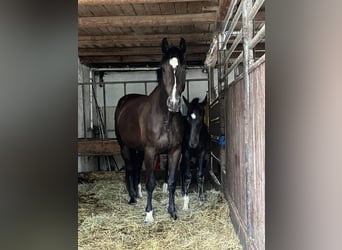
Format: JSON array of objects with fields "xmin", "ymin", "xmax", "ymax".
[
  {"xmin": 222, "ymin": 56, "xmax": 265, "ymax": 250},
  {"xmin": 247, "ymin": 57, "xmax": 265, "ymax": 249}
]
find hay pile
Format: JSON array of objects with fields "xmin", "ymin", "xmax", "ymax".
[{"xmin": 78, "ymin": 172, "xmax": 242, "ymax": 250}]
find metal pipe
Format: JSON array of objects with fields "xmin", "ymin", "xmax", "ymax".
[
  {"xmin": 220, "ymin": 0, "xmax": 238, "ymax": 33},
  {"xmin": 210, "ymin": 152, "xmax": 221, "ymax": 163},
  {"xmin": 242, "ymin": 0, "xmax": 253, "ymax": 240},
  {"xmin": 223, "ymin": 29, "xmax": 243, "ymax": 65},
  {"xmin": 82, "ymin": 84, "xmax": 86, "ymax": 138},
  {"xmin": 249, "ymin": 23, "xmax": 265, "ymax": 49},
  {"xmin": 103, "ymin": 82, "xmax": 107, "ymax": 138},
  {"xmin": 89, "ymin": 65, "xmax": 203, "ymax": 72},
  {"xmin": 221, "ymin": 2, "xmax": 243, "ymax": 50},
  {"xmin": 89, "ymin": 70, "xmax": 94, "ymax": 130},
  {"xmin": 249, "ymin": 0, "xmax": 265, "ymax": 21}
]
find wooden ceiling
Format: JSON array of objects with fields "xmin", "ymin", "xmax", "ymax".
[{"xmin": 78, "ymin": 0, "xmax": 264, "ymax": 68}]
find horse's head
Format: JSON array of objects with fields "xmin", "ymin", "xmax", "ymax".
[
  {"xmin": 183, "ymin": 96, "xmax": 207, "ymax": 148},
  {"xmin": 159, "ymin": 38, "xmax": 186, "ymax": 112}
]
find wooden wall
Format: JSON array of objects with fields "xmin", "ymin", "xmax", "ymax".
[{"xmin": 222, "ymin": 56, "xmax": 265, "ymax": 250}]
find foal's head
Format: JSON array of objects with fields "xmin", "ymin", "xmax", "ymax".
[
  {"xmin": 158, "ymin": 38, "xmax": 186, "ymax": 112},
  {"xmin": 183, "ymin": 96, "xmax": 207, "ymax": 148}
]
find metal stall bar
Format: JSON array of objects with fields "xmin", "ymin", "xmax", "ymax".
[
  {"xmin": 102, "ymin": 82, "xmax": 107, "ymax": 138},
  {"xmin": 242, "ymin": 0, "xmax": 253, "ymax": 243},
  {"xmin": 82, "ymin": 84, "xmax": 86, "ymax": 138},
  {"xmin": 221, "ymin": 2, "xmax": 243, "ymax": 51},
  {"xmin": 249, "ymin": 0, "xmax": 265, "ymax": 21},
  {"xmin": 220, "ymin": 0, "xmax": 238, "ymax": 34},
  {"xmin": 222, "ymin": 30, "xmax": 243, "ymax": 65},
  {"xmin": 249, "ymin": 23, "xmax": 265, "ymax": 49}
]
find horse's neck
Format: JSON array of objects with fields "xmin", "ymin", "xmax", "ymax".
[{"xmin": 150, "ymin": 85, "xmax": 169, "ymax": 114}]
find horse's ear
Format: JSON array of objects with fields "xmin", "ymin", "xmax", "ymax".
[
  {"xmin": 182, "ymin": 96, "xmax": 190, "ymax": 108},
  {"xmin": 162, "ymin": 38, "xmax": 169, "ymax": 54},
  {"xmin": 179, "ymin": 37, "xmax": 186, "ymax": 54}
]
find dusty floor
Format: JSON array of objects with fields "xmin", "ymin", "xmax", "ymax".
[{"xmin": 78, "ymin": 171, "xmax": 242, "ymax": 250}]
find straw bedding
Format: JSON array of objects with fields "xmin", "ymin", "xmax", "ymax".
[{"xmin": 78, "ymin": 172, "xmax": 242, "ymax": 250}]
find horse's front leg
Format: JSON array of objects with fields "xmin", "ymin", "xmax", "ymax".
[
  {"xmin": 197, "ymin": 150, "xmax": 206, "ymax": 205},
  {"xmin": 167, "ymin": 147, "xmax": 182, "ymax": 219},
  {"xmin": 144, "ymin": 148, "xmax": 156, "ymax": 223}
]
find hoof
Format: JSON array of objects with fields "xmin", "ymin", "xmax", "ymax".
[
  {"xmin": 128, "ymin": 197, "xmax": 137, "ymax": 205},
  {"xmin": 168, "ymin": 207, "xmax": 177, "ymax": 220},
  {"xmin": 144, "ymin": 210, "xmax": 154, "ymax": 224},
  {"xmin": 170, "ymin": 212, "xmax": 177, "ymax": 220}
]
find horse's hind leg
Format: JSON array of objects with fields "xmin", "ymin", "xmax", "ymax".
[
  {"xmin": 181, "ymin": 149, "xmax": 191, "ymax": 210},
  {"xmin": 121, "ymin": 146, "xmax": 137, "ymax": 205},
  {"xmin": 197, "ymin": 150, "xmax": 206, "ymax": 205},
  {"xmin": 134, "ymin": 150, "xmax": 144, "ymax": 198}
]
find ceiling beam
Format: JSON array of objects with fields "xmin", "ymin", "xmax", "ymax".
[
  {"xmin": 78, "ymin": 45, "xmax": 209, "ymax": 56},
  {"xmin": 78, "ymin": 33, "xmax": 212, "ymax": 42},
  {"xmin": 79, "ymin": 13, "xmax": 217, "ymax": 28},
  {"xmin": 78, "ymin": 0, "xmax": 218, "ymax": 5},
  {"xmin": 79, "ymin": 54, "xmax": 207, "ymax": 64}
]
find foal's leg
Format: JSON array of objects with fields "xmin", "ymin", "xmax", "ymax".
[
  {"xmin": 197, "ymin": 150, "xmax": 206, "ymax": 205},
  {"xmin": 167, "ymin": 147, "xmax": 182, "ymax": 219},
  {"xmin": 144, "ymin": 148, "xmax": 156, "ymax": 223},
  {"xmin": 121, "ymin": 147, "xmax": 136, "ymax": 205},
  {"xmin": 181, "ymin": 149, "xmax": 191, "ymax": 210}
]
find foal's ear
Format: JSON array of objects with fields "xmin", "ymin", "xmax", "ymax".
[
  {"xmin": 161, "ymin": 38, "xmax": 169, "ymax": 54},
  {"xmin": 182, "ymin": 96, "xmax": 190, "ymax": 108},
  {"xmin": 179, "ymin": 37, "xmax": 186, "ymax": 54}
]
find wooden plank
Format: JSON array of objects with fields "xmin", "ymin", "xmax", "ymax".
[
  {"xmin": 78, "ymin": 139, "xmax": 121, "ymax": 155},
  {"xmin": 79, "ymin": 13, "xmax": 217, "ymax": 28},
  {"xmin": 247, "ymin": 56, "xmax": 265, "ymax": 250},
  {"xmin": 79, "ymin": 0, "xmax": 218, "ymax": 5},
  {"xmin": 79, "ymin": 53, "xmax": 206, "ymax": 63},
  {"xmin": 78, "ymin": 33, "xmax": 212, "ymax": 42},
  {"xmin": 78, "ymin": 45, "xmax": 209, "ymax": 56}
]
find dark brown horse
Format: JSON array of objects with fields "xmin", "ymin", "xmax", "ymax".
[{"xmin": 115, "ymin": 38, "xmax": 186, "ymax": 223}]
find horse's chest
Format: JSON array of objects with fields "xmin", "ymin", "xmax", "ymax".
[{"xmin": 155, "ymin": 125, "xmax": 182, "ymax": 151}]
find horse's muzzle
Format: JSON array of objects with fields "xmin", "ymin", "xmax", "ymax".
[{"xmin": 166, "ymin": 95, "xmax": 181, "ymax": 112}]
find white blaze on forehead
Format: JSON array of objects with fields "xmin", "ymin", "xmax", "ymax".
[
  {"xmin": 169, "ymin": 57, "xmax": 179, "ymax": 69},
  {"xmin": 191, "ymin": 113, "xmax": 196, "ymax": 119}
]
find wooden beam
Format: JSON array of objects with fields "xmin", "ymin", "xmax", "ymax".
[
  {"xmin": 79, "ymin": 13, "xmax": 217, "ymax": 28},
  {"xmin": 78, "ymin": 33, "xmax": 212, "ymax": 42},
  {"xmin": 79, "ymin": 51, "xmax": 264, "ymax": 65},
  {"xmin": 78, "ymin": 45, "xmax": 209, "ymax": 56},
  {"xmin": 79, "ymin": 0, "xmax": 218, "ymax": 5},
  {"xmin": 79, "ymin": 54, "xmax": 207, "ymax": 64},
  {"xmin": 78, "ymin": 139, "xmax": 121, "ymax": 155}
]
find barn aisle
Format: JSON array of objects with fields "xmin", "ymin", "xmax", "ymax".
[{"xmin": 78, "ymin": 172, "xmax": 242, "ymax": 250}]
